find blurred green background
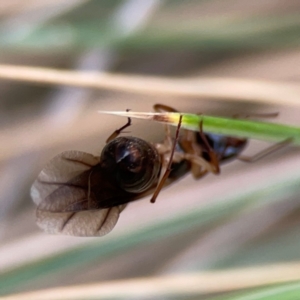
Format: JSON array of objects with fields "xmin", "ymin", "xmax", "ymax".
[{"xmin": 0, "ymin": 1, "xmax": 300, "ymax": 299}]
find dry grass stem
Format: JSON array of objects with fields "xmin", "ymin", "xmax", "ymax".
[
  {"xmin": 3, "ymin": 262, "xmax": 300, "ymax": 299},
  {"xmin": 0, "ymin": 64, "xmax": 300, "ymax": 106}
]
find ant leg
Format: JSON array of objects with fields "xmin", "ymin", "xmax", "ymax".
[
  {"xmin": 181, "ymin": 153, "xmax": 218, "ymax": 175},
  {"xmin": 177, "ymin": 129, "xmax": 211, "ymax": 178},
  {"xmin": 106, "ymin": 111, "xmax": 132, "ymax": 143},
  {"xmin": 153, "ymin": 104, "xmax": 177, "ymax": 155},
  {"xmin": 154, "ymin": 103, "xmax": 178, "ymax": 113},
  {"xmin": 154, "ymin": 104, "xmax": 207, "ymax": 178},
  {"xmin": 238, "ymin": 138, "xmax": 292, "ymax": 162},
  {"xmin": 154, "ymin": 104, "xmax": 219, "ymax": 178},
  {"xmin": 150, "ymin": 115, "xmax": 183, "ymax": 204},
  {"xmin": 198, "ymin": 120, "xmax": 220, "ymax": 174},
  {"xmin": 154, "ymin": 104, "xmax": 220, "ymax": 176}
]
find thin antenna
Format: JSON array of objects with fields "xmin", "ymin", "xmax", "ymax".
[{"xmin": 106, "ymin": 109, "xmax": 132, "ymax": 143}]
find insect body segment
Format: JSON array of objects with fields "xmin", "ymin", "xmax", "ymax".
[
  {"xmin": 197, "ymin": 133, "xmax": 247, "ymax": 163},
  {"xmin": 100, "ymin": 137, "xmax": 161, "ymax": 194}
]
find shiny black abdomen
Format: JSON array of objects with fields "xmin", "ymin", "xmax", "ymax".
[{"xmin": 196, "ymin": 133, "xmax": 247, "ymax": 163}]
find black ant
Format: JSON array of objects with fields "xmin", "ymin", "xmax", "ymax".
[{"xmin": 31, "ymin": 104, "xmax": 288, "ymax": 236}]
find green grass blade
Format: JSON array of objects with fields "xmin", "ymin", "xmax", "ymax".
[
  {"xmin": 99, "ymin": 111, "xmax": 300, "ymax": 145},
  {"xmin": 211, "ymin": 282, "xmax": 300, "ymax": 300},
  {"xmin": 1, "ymin": 14, "xmax": 300, "ymax": 52}
]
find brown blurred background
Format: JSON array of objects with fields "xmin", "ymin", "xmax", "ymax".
[{"xmin": 0, "ymin": 1, "xmax": 300, "ymax": 299}]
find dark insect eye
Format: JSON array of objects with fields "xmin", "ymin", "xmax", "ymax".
[{"xmin": 100, "ymin": 137, "xmax": 161, "ymax": 193}]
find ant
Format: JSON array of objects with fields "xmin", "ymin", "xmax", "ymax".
[{"xmin": 31, "ymin": 104, "xmax": 288, "ymax": 236}]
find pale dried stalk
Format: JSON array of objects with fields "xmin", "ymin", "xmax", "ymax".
[
  {"xmin": 0, "ymin": 64, "xmax": 300, "ymax": 105},
  {"xmin": 3, "ymin": 262, "xmax": 300, "ymax": 299}
]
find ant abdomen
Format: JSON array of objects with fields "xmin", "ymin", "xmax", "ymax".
[{"xmin": 100, "ymin": 137, "xmax": 161, "ymax": 193}]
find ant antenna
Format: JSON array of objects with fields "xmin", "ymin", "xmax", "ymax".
[{"xmin": 106, "ymin": 109, "xmax": 132, "ymax": 143}]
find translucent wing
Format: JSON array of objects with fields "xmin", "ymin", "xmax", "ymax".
[
  {"xmin": 36, "ymin": 206, "xmax": 122, "ymax": 237},
  {"xmin": 31, "ymin": 151, "xmax": 126, "ymax": 237},
  {"xmin": 31, "ymin": 150, "xmax": 100, "ymax": 206}
]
